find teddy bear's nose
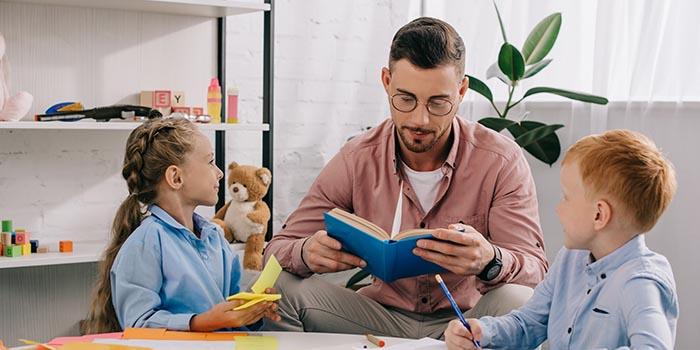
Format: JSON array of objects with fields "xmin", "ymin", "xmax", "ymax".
[{"xmin": 233, "ymin": 187, "xmax": 239, "ymax": 193}]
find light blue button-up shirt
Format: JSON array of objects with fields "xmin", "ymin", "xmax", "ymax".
[
  {"xmin": 111, "ymin": 205, "xmax": 258, "ymax": 331},
  {"xmin": 480, "ymin": 234, "xmax": 677, "ymax": 350}
]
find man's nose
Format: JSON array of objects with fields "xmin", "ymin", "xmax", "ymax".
[{"xmin": 409, "ymin": 103, "xmax": 431, "ymax": 125}]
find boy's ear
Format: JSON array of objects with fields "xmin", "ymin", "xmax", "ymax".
[
  {"xmin": 164, "ymin": 165, "xmax": 183, "ymax": 190},
  {"xmin": 593, "ymin": 199, "xmax": 612, "ymax": 231}
]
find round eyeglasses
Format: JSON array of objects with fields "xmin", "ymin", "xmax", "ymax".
[{"xmin": 390, "ymin": 93, "xmax": 455, "ymax": 117}]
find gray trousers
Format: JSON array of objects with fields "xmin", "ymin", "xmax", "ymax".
[{"xmin": 263, "ymin": 271, "xmax": 534, "ymax": 339}]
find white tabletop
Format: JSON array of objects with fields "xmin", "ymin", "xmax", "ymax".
[{"xmin": 9, "ymin": 332, "xmax": 447, "ymax": 350}]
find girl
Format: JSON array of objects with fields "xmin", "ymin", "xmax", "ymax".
[{"xmin": 85, "ymin": 117, "xmax": 279, "ymax": 333}]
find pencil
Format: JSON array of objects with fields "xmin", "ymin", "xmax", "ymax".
[
  {"xmin": 365, "ymin": 333, "xmax": 386, "ymax": 347},
  {"xmin": 435, "ymin": 274, "xmax": 482, "ymax": 349}
]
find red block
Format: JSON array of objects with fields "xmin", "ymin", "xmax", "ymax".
[{"xmin": 14, "ymin": 232, "xmax": 27, "ymax": 244}]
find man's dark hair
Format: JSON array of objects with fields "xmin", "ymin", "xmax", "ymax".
[{"xmin": 389, "ymin": 17, "xmax": 465, "ymax": 77}]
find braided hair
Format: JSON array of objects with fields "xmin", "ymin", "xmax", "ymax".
[{"xmin": 84, "ymin": 117, "xmax": 198, "ymax": 333}]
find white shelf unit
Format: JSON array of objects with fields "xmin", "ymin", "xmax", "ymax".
[
  {"xmin": 0, "ymin": 0, "xmax": 274, "ymax": 270},
  {"xmin": 0, "ymin": 121, "xmax": 269, "ymax": 131}
]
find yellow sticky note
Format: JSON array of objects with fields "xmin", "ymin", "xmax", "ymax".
[
  {"xmin": 227, "ymin": 292, "xmax": 281, "ymax": 310},
  {"xmin": 251, "ymin": 255, "xmax": 282, "ymax": 294},
  {"xmin": 234, "ymin": 336, "xmax": 279, "ymax": 350}
]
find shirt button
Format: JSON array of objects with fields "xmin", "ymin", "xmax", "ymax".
[
  {"xmin": 420, "ymin": 222, "xmax": 426, "ymax": 228},
  {"xmin": 202, "ymin": 254, "xmax": 208, "ymax": 260},
  {"xmin": 421, "ymin": 297, "xmax": 428, "ymax": 304},
  {"xmin": 586, "ymin": 289, "xmax": 591, "ymax": 295},
  {"xmin": 567, "ymin": 327, "xmax": 572, "ymax": 334},
  {"xmin": 601, "ymin": 273, "xmax": 607, "ymax": 279}
]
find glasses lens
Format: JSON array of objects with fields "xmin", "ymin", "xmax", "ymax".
[
  {"xmin": 427, "ymin": 99, "xmax": 453, "ymax": 116},
  {"xmin": 391, "ymin": 94, "xmax": 417, "ymax": 113}
]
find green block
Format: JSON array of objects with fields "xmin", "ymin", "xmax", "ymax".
[
  {"xmin": 1, "ymin": 220, "xmax": 11, "ymax": 232},
  {"xmin": 6, "ymin": 245, "xmax": 22, "ymax": 257}
]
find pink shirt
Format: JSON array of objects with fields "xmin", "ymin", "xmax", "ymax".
[{"xmin": 265, "ymin": 117, "xmax": 548, "ymax": 313}]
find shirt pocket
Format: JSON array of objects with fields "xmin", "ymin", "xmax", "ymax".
[
  {"xmin": 434, "ymin": 214, "xmax": 487, "ymax": 237},
  {"xmin": 590, "ymin": 304, "xmax": 613, "ymax": 320}
]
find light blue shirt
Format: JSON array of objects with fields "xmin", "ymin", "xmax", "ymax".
[
  {"xmin": 111, "ymin": 205, "xmax": 257, "ymax": 331},
  {"xmin": 480, "ymin": 235, "xmax": 677, "ymax": 350}
]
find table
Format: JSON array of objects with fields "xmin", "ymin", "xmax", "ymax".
[{"xmin": 8, "ymin": 332, "xmax": 447, "ymax": 350}]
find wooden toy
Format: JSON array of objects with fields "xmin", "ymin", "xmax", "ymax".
[
  {"xmin": 30, "ymin": 239, "xmax": 38, "ymax": 253},
  {"xmin": 6, "ymin": 245, "xmax": 21, "ymax": 257},
  {"xmin": 37, "ymin": 247, "xmax": 49, "ymax": 253},
  {"xmin": 59, "ymin": 240, "xmax": 73, "ymax": 252},
  {"xmin": 14, "ymin": 232, "xmax": 27, "ymax": 244},
  {"xmin": 21, "ymin": 243, "xmax": 31, "ymax": 255},
  {"xmin": 0, "ymin": 232, "xmax": 10, "ymax": 246}
]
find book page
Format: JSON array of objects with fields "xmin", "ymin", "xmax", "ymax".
[
  {"xmin": 393, "ymin": 228, "xmax": 434, "ymax": 241},
  {"xmin": 328, "ymin": 208, "xmax": 390, "ymax": 240}
]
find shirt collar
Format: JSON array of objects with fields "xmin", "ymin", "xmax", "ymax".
[
  {"xmin": 584, "ymin": 234, "xmax": 647, "ymax": 279},
  {"xmin": 148, "ymin": 204, "xmax": 216, "ymax": 241},
  {"xmin": 390, "ymin": 117, "xmax": 461, "ymax": 175}
]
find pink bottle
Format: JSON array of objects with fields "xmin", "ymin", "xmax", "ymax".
[{"xmin": 227, "ymin": 85, "xmax": 239, "ymax": 124}]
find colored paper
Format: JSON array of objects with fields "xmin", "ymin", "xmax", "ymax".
[
  {"xmin": 122, "ymin": 328, "xmax": 246, "ymax": 341},
  {"xmin": 96, "ymin": 338, "xmax": 237, "ymax": 350},
  {"xmin": 19, "ymin": 339, "xmax": 56, "ymax": 350},
  {"xmin": 234, "ymin": 336, "xmax": 279, "ymax": 350},
  {"xmin": 48, "ymin": 333, "xmax": 122, "ymax": 347},
  {"xmin": 251, "ymin": 255, "xmax": 282, "ymax": 294},
  {"xmin": 227, "ymin": 292, "xmax": 282, "ymax": 310}
]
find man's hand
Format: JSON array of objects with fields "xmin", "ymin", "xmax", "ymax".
[
  {"xmin": 413, "ymin": 224, "xmax": 495, "ymax": 276},
  {"xmin": 301, "ymin": 230, "xmax": 366, "ymax": 274}
]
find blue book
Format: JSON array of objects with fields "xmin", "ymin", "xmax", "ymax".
[{"xmin": 324, "ymin": 208, "xmax": 446, "ymax": 282}]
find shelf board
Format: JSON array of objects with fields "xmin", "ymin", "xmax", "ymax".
[
  {"xmin": 0, "ymin": 241, "xmax": 247, "ymax": 269},
  {"xmin": 0, "ymin": 121, "xmax": 269, "ymax": 131},
  {"xmin": 1, "ymin": 0, "xmax": 270, "ymax": 17}
]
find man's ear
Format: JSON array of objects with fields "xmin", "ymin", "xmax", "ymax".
[
  {"xmin": 459, "ymin": 75, "xmax": 469, "ymax": 98},
  {"xmin": 381, "ymin": 67, "xmax": 391, "ymax": 94},
  {"xmin": 593, "ymin": 199, "xmax": 612, "ymax": 231},
  {"xmin": 164, "ymin": 165, "xmax": 183, "ymax": 190}
]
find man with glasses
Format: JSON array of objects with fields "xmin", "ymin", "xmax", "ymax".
[{"xmin": 264, "ymin": 17, "xmax": 548, "ymax": 339}]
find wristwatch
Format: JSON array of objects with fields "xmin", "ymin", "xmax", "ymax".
[{"xmin": 477, "ymin": 245, "xmax": 502, "ymax": 281}]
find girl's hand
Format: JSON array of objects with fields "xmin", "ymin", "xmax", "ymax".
[
  {"xmin": 263, "ymin": 288, "xmax": 282, "ymax": 322},
  {"xmin": 190, "ymin": 299, "xmax": 277, "ymax": 331},
  {"xmin": 444, "ymin": 318, "xmax": 483, "ymax": 350}
]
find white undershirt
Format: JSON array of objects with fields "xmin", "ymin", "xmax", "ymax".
[{"xmin": 401, "ymin": 161, "xmax": 444, "ymax": 215}]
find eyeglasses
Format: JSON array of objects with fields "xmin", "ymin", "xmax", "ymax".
[{"xmin": 390, "ymin": 93, "xmax": 455, "ymax": 117}]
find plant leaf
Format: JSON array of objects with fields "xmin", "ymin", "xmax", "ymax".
[
  {"xmin": 466, "ymin": 75, "xmax": 494, "ymax": 102},
  {"xmin": 522, "ymin": 59, "xmax": 552, "ymax": 79},
  {"xmin": 478, "ymin": 117, "xmax": 517, "ymax": 132},
  {"xmin": 523, "ymin": 87, "xmax": 609, "ymax": 104},
  {"xmin": 522, "ymin": 13, "xmax": 562, "ymax": 65},
  {"xmin": 505, "ymin": 121, "xmax": 562, "ymax": 165},
  {"xmin": 498, "ymin": 43, "xmax": 525, "ymax": 82},
  {"xmin": 513, "ymin": 123, "xmax": 564, "ymax": 148},
  {"xmin": 493, "ymin": 0, "xmax": 508, "ymax": 43},
  {"xmin": 487, "ymin": 62, "xmax": 512, "ymax": 86},
  {"xmin": 345, "ymin": 269, "xmax": 371, "ymax": 288}
]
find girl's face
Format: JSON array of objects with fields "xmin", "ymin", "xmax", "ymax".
[{"xmin": 179, "ymin": 131, "xmax": 224, "ymax": 207}]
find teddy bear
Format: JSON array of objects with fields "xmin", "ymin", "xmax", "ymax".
[
  {"xmin": 0, "ymin": 33, "xmax": 33, "ymax": 121},
  {"xmin": 211, "ymin": 162, "xmax": 271, "ymax": 270}
]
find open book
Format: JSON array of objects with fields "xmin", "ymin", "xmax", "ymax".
[{"xmin": 324, "ymin": 208, "xmax": 446, "ymax": 282}]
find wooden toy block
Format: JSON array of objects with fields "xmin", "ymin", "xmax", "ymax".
[
  {"xmin": 172, "ymin": 91, "xmax": 185, "ymax": 106},
  {"xmin": 11, "ymin": 233, "xmax": 15, "ymax": 244},
  {"xmin": 172, "ymin": 106, "xmax": 191, "ymax": 114},
  {"xmin": 14, "ymin": 232, "xmax": 27, "ymax": 245},
  {"xmin": 6, "ymin": 245, "xmax": 22, "ymax": 257},
  {"xmin": 0, "ymin": 232, "xmax": 10, "ymax": 246},
  {"xmin": 30, "ymin": 239, "xmax": 39, "ymax": 253},
  {"xmin": 37, "ymin": 247, "xmax": 49, "ymax": 253},
  {"xmin": 0, "ymin": 244, "xmax": 3, "ymax": 256},
  {"xmin": 21, "ymin": 243, "xmax": 31, "ymax": 255},
  {"xmin": 1, "ymin": 220, "xmax": 11, "ymax": 232},
  {"xmin": 59, "ymin": 240, "xmax": 73, "ymax": 253},
  {"xmin": 192, "ymin": 107, "xmax": 204, "ymax": 116}
]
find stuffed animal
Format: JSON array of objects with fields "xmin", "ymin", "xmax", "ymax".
[
  {"xmin": 212, "ymin": 162, "xmax": 271, "ymax": 270},
  {"xmin": 0, "ymin": 33, "xmax": 33, "ymax": 121}
]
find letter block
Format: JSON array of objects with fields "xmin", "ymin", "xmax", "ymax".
[{"xmin": 59, "ymin": 240, "xmax": 73, "ymax": 253}]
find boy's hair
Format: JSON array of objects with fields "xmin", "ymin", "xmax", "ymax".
[
  {"xmin": 389, "ymin": 17, "xmax": 465, "ymax": 77},
  {"xmin": 83, "ymin": 117, "xmax": 198, "ymax": 333},
  {"xmin": 563, "ymin": 129, "xmax": 676, "ymax": 233}
]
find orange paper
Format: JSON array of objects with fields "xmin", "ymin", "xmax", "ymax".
[{"xmin": 122, "ymin": 328, "xmax": 247, "ymax": 341}]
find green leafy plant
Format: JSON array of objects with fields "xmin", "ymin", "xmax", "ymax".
[{"xmin": 468, "ymin": 2, "xmax": 608, "ymax": 165}]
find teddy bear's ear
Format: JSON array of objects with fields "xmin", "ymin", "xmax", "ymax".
[
  {"xmin": 228, "ymin": 162, "xmax": 239, "ymax": 171},
  {"xmin": 256, "ymin": 168, "xmax": 271, "ymax": 185}
]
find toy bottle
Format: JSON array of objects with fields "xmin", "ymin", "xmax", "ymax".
[
  {"xmin": 226, "ymin": 85, "xmax": 239, "ymax": 124},
  {"xmin": 207, "ymin": 78, "xmax": 222, "ymax": 123}
]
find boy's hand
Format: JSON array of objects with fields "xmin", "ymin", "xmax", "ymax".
[
  {"xmin": 189, "ymin": 299, "xmax": 277, "ymax": 331},
  {"xmin": 445, "ymin": 318, "xmax": 483, "ymax": 350}
]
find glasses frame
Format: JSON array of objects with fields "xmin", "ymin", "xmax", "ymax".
[{"xmin": 390, "ymin": 93, "xmax": 455, "ymax": 117}]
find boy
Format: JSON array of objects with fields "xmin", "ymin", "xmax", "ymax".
[{"xmin": 445, "ymin": 129, "xmax": 678, "ymax": 350}]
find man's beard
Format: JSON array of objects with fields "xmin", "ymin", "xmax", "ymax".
[{"xmin": 398, "ymin": 126, "xmax": 442, "ymax": 153}]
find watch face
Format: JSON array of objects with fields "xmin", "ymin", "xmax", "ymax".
[{"xmin": 486, "ymin": 265, "xmax": 502, "ymax": 280}]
